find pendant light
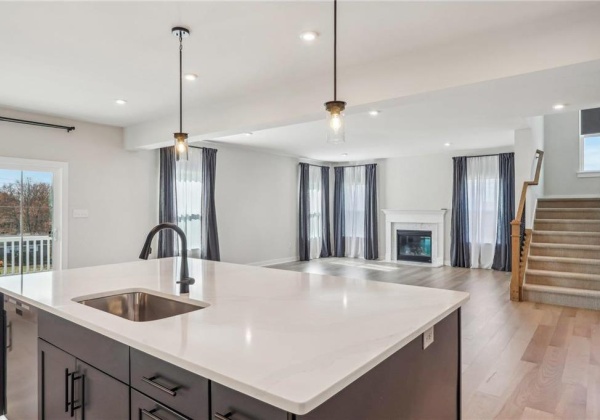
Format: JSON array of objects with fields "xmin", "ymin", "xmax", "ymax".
[
  {"xmin": 172, "ymin": 26, "xmax": 190, "ymax": 160},
  {"xmin": 325, "ymin": 0, "xmax": 346, "ymax": 144}
]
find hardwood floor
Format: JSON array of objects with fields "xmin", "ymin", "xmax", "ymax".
[{"xmin": 270, "ymin": 258, "xmax": 600, "ymax": 419}]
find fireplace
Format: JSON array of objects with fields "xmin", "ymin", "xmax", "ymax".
[{"xmin": 396, "ymin": 230, "xmax": 432, "ymax": 263}]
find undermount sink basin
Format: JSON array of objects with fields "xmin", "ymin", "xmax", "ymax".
[{"xmin": 75, "ymin": 291, "xmax": 206, "ymax": 322}]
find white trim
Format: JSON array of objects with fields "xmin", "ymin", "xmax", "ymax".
[
  {"xmin": 0, "ymin": 156, "xmax": 69, "ymax": 269},
  {"xmin": 577, "ymin": 170, "xmax": 600, "ymax": 178},
  {"xmin": 249, "ymin": 256, "xmax": 298, "ymax": 267}
]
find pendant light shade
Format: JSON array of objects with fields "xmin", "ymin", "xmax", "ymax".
[
  {"xmin": 325, "ymin": 0, "xmax": 346, "ymax": 144},
  {"xmin": 172, "ymin": 26, "xmax": 190, "ymax": 161},
  {"xmin": 325, "ymin": 100, "xmax": 346, "ymax": 144}
]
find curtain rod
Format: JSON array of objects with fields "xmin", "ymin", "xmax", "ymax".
[
  {"xmin": 333, "ymin": 163, "xmax": 377, "ymax": 168},
  {"xmin": 0, "ymin": 116, "xmax": 75, "ymax": 132},
  {"xmin": 454, "ymin": 152, "xmax": 513, "ymax": 159},
  {"xmin": 189, "ymin": 146, "xmax": 218, "ymax": 152},
  {"xmin": 299, "ymin": 162, "xmax": 329, "ymax": 168}
]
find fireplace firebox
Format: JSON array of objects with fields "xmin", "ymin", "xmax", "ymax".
[{"xmin": 396, "ymin": 230, "xmax": 432, "ymax": 263}]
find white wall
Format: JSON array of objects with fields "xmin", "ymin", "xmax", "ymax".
[
  {"xmin": 381, "ymin": 146, "xmax": 513, "ymax": 263},
  {"xmin": 544, "ymin": 110, "xmax": 600, "ymax": 196},
  {"xmin": 0, "ymin": 108, "xmax": 157, "ymax": 269},
  {"xmin": 514, "ymin": 117, "xmax": 545, "ymax": 227},
  {"xmin": 201, "ymin": 143, "xmax": 298, "ymax": 265}
]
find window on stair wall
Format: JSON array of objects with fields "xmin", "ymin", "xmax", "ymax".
[
  {"xmin": 579, "ymin": 108, "xmax": 600, "ymax": 177},
  {"xmin": 176, "ymin": 147, "xmax": 202, "ymax": 255}
]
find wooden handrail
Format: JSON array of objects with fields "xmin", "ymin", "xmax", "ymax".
[{"xmin": 510, "ymin": 149, "xmax": 544, "ymax": 301}]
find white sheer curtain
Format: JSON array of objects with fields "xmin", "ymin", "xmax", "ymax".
[
  {"xmin": 467, "ymin": 156, "xmax": 499, "ymax": 269},
  {"xmin": 176, "ymin": 147, "xmax": 202, "ymax": 254},
  {"xmin": 308, "ymin": 166, "xmax": 323, "ymax": 259},
  {"xmin": 344, "ymin": 166, "xmax": 366, "ymax": 258}
]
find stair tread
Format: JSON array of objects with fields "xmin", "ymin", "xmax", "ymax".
[
  {"xmin": 539, "ymin": 197, "xmax": 600, "ymax": 201},
  {"xmin": 525, "ymin": 269, "xmax": 600, "ymax": 280},
  {"xmin": 530, "ymin": 243, "xmax": 600, "ymax": 250},
  {"xmin": 533, "ymin": 230, "xmax": 600, "ymax": 237},
  {"xmin": 535, "ymin": 219, "xmax": 600, "ymax": 223},
  {"xmin": 523, "ymin": 283, "xmax": 600, "ymax": 297},
  {"xmin": 538, "ymin": 207, "xmax": 600, "ymax": 210},
  {"xmin": 529, "ymin": 256, "xmax": 600, "ymax": 264}
]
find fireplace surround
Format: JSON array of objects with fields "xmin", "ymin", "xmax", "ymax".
[{"xmin": 382, "ymin": 209, "xmax": 447, "ymax": 267}]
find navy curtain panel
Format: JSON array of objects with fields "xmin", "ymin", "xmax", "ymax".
[
  {"xmin": 492, "ymin": 153, "xmax": 515, "ymax": 272},
  {"xmin": 158, "ymin": 147, "xmax": 178, "ymax": 258},
  {"xmin": 333, "ymin": 167, "xmax": 345, "ymax": 257},
  {"xmin": 200, "ymin": 148, "xmax": 220, "ymax": 261},
  {"xmin": 364, "ymin": 164, "xmax": 379, "ymax": 260},
  {"xmin": 320, "ymin": 166, "xmax": 332, "ymax": 258},
  {"xmin": 298, "ymin": 163, "xmax": 310, "ymax": 261},
  {"xmin": 450, "ymin": 156, "xmax": 470, "ymax": 268}
]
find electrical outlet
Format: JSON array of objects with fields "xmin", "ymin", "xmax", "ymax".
[{"xmin": 423, "ymin": 326, "xmax": 434, "ymax": 349}]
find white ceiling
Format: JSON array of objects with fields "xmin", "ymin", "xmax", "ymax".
[
  {"xmin": 211, "ymin": 60, "xmax": 600, "ymax": 161},
  {"xmin": 2, "ymin": 1, "xmax": 600, "ymax": 160}
]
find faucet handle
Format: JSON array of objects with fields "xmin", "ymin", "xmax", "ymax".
[{"xmin": 177, "ymin": 277, "xmax": 196, "ymax": 285}]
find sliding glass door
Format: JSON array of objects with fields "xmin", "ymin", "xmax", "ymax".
[{"xmin": 0, "ymin": 161, "xmax": 65, "ymax": 277}]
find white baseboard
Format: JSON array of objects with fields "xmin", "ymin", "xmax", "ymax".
[{"xmin": 249, "ymin": 256, "xmax": 298, "ymax": 267}]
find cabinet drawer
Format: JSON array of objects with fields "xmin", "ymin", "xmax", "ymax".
[
  {"xmin": 38, "ymin": 311, "xmax": 129, "ymax": 383},
  {"xmin": 132, "ymin": 389, "xmax": 191, "ymax": 420},
  {"xmin": 130, "ymin": 348, "xmax": 209, "ymax": 420},
  {"xmin": 211, "ymin": 382, "xmax": 289, "ymax": 420}
]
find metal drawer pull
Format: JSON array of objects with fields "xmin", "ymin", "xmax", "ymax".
[
  {"xmin": 141, "ymin": 408, "xmax": 166, "ymax": 420},
  {"xmin": 6, "ymin": 321, "xmax": 12, "ymax": 351},
  {"xmin": 214, "ymin": 412, "xmax": 233, "ymax": 420},
  {"xmin": 142, "ymin": 375, "xmax": 180, "ymax": 396},
  {"xmin": 66, "ymin": 370, "xmax": 85, "ymax": 417}
]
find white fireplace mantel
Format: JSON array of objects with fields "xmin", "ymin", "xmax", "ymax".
[{"xmin": 382, "ymin": 209, "xmax": 447, "ymax": 267}]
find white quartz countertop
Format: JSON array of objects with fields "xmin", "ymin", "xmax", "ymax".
[{"xmin": 0, "ymin": 258, "xmax": 469, "ymax": 415}]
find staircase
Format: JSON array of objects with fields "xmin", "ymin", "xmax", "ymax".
[{"xmin": 522, "ymin": 197, "xmax": 600, "ymax": 310}]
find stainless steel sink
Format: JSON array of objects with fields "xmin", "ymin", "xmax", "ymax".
[{"xmin": 75, "ymin": 291, "xmax": 206, "ymax": 322}]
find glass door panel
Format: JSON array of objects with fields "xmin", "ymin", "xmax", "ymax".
[
  {"xmin": 0, "ymin": 169, "xmax": 22, "ymax": 276},
  {"xmin": 0, "ymin": 168, "xmax": 56, "ymax": 276},
  {"xmin": 21, "ymin": 171, "xmax": 54, "ymax": 274}
]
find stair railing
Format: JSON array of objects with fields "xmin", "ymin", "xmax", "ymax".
[{"xmin": 510, "ymin": 149, "xmax": 544, "ymax": 301}]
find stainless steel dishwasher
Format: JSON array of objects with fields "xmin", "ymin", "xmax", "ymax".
[{"xmin": 4, "ymin": 295, "xmax": 38, "ymax": 420}]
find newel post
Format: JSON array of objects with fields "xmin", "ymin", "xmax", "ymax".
[{"xmin": 510, "ymin": 220, "xmax": 522, "ymax": 301}]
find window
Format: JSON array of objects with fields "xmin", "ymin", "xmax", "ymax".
[
  {"xmin": 581, "ymin": 135, "xmax": 600, "ymax": 173},
  {"xmin": 176, "ymin": 148, "xmax": 202, "ymax": 252},
  {"xmin": 579, "ymin": 107, "xmax": 600, "ymax": 177},
  {"xmin": 308, "ymin": 166, "xmax": 323, "ymax": 240}
]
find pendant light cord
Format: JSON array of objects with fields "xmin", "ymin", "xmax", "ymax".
[
  {"xmin": 333, "ymin": 0, "xmax": 337, "ymax": 101},
  {"xmin": 179, "ymin": 33, "xmax": 183, "ymax": 133}
]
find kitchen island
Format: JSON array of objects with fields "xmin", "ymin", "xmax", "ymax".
[{"xmin": 0, "ymin": 258, "xmax": 469, "ymax": 419}]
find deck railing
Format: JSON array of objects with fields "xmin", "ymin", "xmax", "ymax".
[
  {"xmin": 510, "ymin": 149, "xmax": 544, "ymax": 301},
  {"xmin": 0, "ymin": 235, "xmax": 53, "ymax": 276}
]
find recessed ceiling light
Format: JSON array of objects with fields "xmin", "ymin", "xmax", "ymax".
[
  {"xmin": 444, "ymin": 142, "xmax": 452, "ymax": 147},
  {"xmin": 368, "ymin": 110, "xmax": 380, "ymax": 116},
  {"xmin": 300, "ymin": 31, "xmax": 319, "ymax": 42},
  {"xmin": 184, "ymin": 73, "xmax": 198, "ymax": 81},
  {"xmin": 341, "ymin": 153, "xmax": 348, "ymax": 157},
  {"xmin": 115, "ymin": 99, "xmax": 127, "ymax": 105},
  {"xmin": 553, "ymin": 103, "xmax": 566, "ymax": 110},
  {"xmin": 245, "ymin": 132, "xmax": 253, "ymax": 136}
]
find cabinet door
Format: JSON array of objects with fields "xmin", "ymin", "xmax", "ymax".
[
  {"xmin": 75, "ymin": 360, "xmax": 129, "ymax": 420},
  {"xmin": 38, "ymin": 339, "xmax": 76, "ymax": 420}
]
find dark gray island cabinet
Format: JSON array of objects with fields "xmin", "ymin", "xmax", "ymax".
[{"xmin": 37, "ymin": 310, "xmax": 460, "ymax": 420}]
